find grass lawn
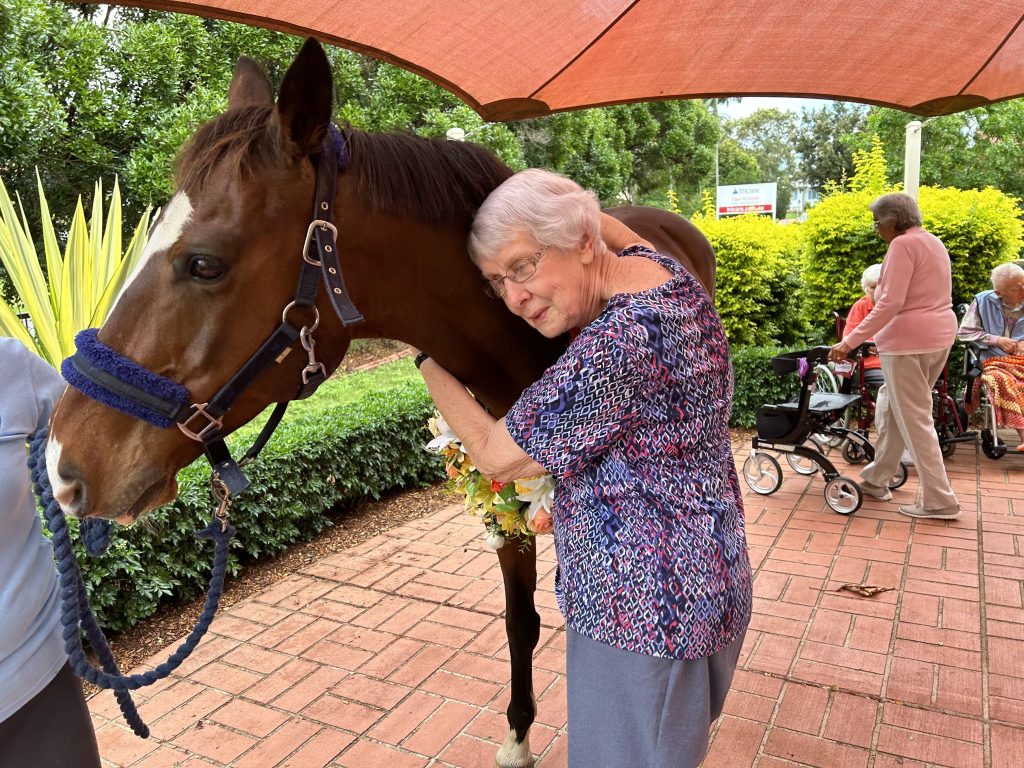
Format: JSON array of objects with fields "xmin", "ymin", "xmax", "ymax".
[{"xmin": 230, "ymin": 356, "xmax": 423, "ymax": 444}]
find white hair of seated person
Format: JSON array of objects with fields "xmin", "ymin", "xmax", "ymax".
[
  {"xmin": 991, "ymin": 261, "xmax": 1024, "ymax": 289},
  {"xmin": 860, "ymin": 263, "xmax": 882, "ymax": 296}
]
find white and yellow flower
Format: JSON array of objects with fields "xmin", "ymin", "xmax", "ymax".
[{"xmin": 425, "ymin": 411, "xmax": 555, "ymax": 547}]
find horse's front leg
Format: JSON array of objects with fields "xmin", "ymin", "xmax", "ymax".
[{"xmin": 494, "ymin": 541, "xmax": 541, "ymax": 768}]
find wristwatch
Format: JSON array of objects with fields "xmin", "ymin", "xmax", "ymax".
[{"xmin": 414, "ymin": 352, "xmax": 430, "ymax": 369}]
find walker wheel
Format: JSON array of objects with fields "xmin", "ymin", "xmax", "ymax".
[
  {"xmin": 888, "ymin": 462, "xmax": 909, "ymax": 490},
  {"xmin": 937, "ymin": 425, "xmax": 956, "ymax": 458},
  {"xmin": 785, "ymin": 443, "xmax": 821, "ymax": 476},
  {"xmin": 824, "ymin": 476, "xmax": 862, "ymax": 515},
  {"xmin": 743, "ymin": 452, "xmax": 783, "ymax": 495},
  {"xmin": 811, "ymin": 416, "xmax": 846, "ymax": 449},
  {"xmin": 842, "ymin": 439, "xmax": 869, "ymax": 465},
  {"xmin": 981, "ymin": 430, "xmax": 1007, "ymax": 459}
]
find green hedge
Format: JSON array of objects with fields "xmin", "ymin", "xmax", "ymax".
[
  {"xmin": 801, "ymin": 186, "xmax": 1023, "ymax": 337},
  {"xmin": 72, "ymin": 381, "xmax": 443, "ymax": 632},
  {"xmin": 691, "ymin": 211, "xmax": 806, "ymax": 347},
  {"xmin": 730, "ymin": 344, "xmax": 801, "ymax": 428}
]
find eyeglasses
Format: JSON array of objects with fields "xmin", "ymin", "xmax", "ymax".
[{"xmin": 483, "ymin": 245, "xmax": 549, "ymax": 299}]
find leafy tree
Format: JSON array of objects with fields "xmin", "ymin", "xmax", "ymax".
[
  {"xmin": 725, "ymin": 109, "xmax": 799, "ymax": 214},
  {"xmin": 860, "ymin": 103, "xmax": 1024, "ymax": 203},
  {"xmin": 0, "ymin": 1, "xmax": 304, "ymax": 229},
  {"xmin": 333, "ymin": 54, "xmax": 525, "ymax": 168},
  {"xmin": 715, "ymin": 138, "xmax": 761, "ymax": 185},
  {"xmin": 793, "ymin": 102, "xmax": 868, "ymax": 190},
  {"xmin": 514, "ymin": 101, "xmax": 717, "ymax": 209},
  {"xmin": 1, "ymin": 1, "xmax": 718, "ymax": 233}
]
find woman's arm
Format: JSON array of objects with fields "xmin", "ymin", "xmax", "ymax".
[
  {"xmin": 418, "ymin": 357, "xmax": 548, "ymax": 483},
  {"xmin": 599, "ymin": 213, "xmax": 653, "ymax": 252}
]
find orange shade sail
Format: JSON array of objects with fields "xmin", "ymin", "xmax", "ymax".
[{"xmin": 106, "ymin": 1, "xmax": 1024, "ymax": 119}]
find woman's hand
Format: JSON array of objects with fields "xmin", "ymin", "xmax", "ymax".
[
  {"xmin": 995, "ymin": 336, "xmax": 1019, "ymax": 354},
  {"xmin": 828, "ymin": 340, "xmax": 852, "ymax": 363}
]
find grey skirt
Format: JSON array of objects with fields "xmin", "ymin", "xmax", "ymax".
[{"xmin": 566, "ymin": 628, "xmax": 745, "ymax": 768}]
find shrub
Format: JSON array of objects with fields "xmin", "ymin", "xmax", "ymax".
[
  {"xmin": 800, "ymin": 138, "xmax": 1023, "ymax": 336},
  {"xmin": 730, "ymin": 344, "xmax": 802, "ymax": 428},
  {"xmin": 69, "ymin": 381, "xmax": 443, "ymax": 631},
  {"xmin": 921, "ymin": 186, "xmax": 1024, "ymax": 307},
  {"xmin": 0, "ymin": 176, "xmax": 152, "ymax": 366},
  {"xmin": 691, "ymin": 211, "xmax": 806, "ymax": 346}
]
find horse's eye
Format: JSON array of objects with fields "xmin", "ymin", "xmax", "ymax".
[{"xmin": 187, "ymin": 255, "xmax": 226, "ymax": 282}]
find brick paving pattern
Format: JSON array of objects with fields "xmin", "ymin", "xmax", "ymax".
[{"xmin": 89, "ymin": 438, "xmax": 1024, "ymax": 767}]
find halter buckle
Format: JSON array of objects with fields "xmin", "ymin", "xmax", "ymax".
[
  {"xmin": 177, "ymin": 403, "xmax": 224, "ymax": 443},
  {"xmin": 302, "ymin": 220, "xmax": 338, "ymax": 266}
]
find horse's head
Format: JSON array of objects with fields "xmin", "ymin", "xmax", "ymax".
[{"xmin": 48, "ymin": 40, "xmax": 347, "ymax": 522}]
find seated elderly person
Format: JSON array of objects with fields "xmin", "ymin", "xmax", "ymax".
[
  {"xmin": 843, "ymin": 263, "xmax": 885, "ymax": 388},
  {"xmin": 957, "ymin": 262, "xmax": 1024, "ymax": 450}
]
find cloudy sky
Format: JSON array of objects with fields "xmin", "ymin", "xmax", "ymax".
[{"xmin": 719, "ymin": 96, "xmax": 839, "ymax": 120}]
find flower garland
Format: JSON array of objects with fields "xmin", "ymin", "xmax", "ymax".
[{"xmin": 425, "ymin": 412, "xmax": 554, "ymax": 550}]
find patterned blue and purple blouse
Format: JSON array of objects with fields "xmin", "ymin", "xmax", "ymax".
[{"xmin": 506, "ymin": 245, "xmax": 752, "ymax": 660}]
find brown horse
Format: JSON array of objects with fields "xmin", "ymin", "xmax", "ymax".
[{"xmin": 47, "ymin": 39, "xmax": 715, "ymax": 767}]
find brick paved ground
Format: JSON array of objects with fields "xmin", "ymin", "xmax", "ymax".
[{"xmin": 89, "ymin": 436, "xmax": 1024, "ymax": 767}]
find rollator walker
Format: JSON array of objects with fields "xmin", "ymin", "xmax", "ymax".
[{"xmin": 743, "ymin": 347, "xmax": 908, "ymax": 515}]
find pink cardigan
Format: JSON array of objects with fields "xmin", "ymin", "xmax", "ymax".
[{"xmin": 843, "ymin": 227, "xmax": 957, "ymax": 354}]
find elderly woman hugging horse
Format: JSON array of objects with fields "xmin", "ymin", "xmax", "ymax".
[{"xmin": 415, "ymin": 169, "xmax": 752, "ymax": 767}]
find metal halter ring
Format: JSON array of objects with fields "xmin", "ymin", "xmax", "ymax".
[
  {"xmin": 282, "ymin": 302, "xmax": 320, "ymax": 334},
  {"xmin": 177, "ymin": 403, "xmax": 224, "ymax": 443},
  {"xmin": 302, "ymin": 219, "xmax": 338, "ymax": 266}
]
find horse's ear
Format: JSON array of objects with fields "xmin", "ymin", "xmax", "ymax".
[
  {"xmin": 227, "ymin": 56, "xmax": 274, "ymax": 110},
  {"xmin": 276, "ymin": 38, "xmax": 333, "ymax": 158}
]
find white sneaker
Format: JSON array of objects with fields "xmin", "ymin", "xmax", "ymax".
[
  {"xmin": 859, "ymin": 482, "xmax": 892, "ymax": 501},
  {"xmin": 898, "ymin": 503, "xmax": 961, "ymax": 520},
  {"xmin": 901, "ymin": 451, "xmax": 914, "ymax": 466}
]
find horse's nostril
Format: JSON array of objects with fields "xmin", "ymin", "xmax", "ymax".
[
  {"xmin": 69, "ymin": 478, "xmax": 87, "ymax": 516},
  {"xmin": 46, "ymin": 446, "xmax": 89, "ymax": 517}
]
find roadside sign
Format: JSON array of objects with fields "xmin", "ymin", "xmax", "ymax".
[{"xmin": 716, "ymin": 183, "xmax": 777, "ymax": 218}]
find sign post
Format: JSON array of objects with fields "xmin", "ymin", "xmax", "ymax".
[{"xmin": 716, "ymin": 183, "xmax": 778, "ymax": 219}]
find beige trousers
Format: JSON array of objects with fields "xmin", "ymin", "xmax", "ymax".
[{"xmin": 861, "ymin": 350, "xmax": 959, "ymax": 511}]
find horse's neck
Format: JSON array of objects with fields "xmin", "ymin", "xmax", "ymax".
[{"xmin": 335, "ymin": 204, "xmax": 564, "ymax": 414}]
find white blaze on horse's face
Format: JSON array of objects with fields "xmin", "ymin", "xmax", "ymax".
[
  {"xmin": 112, "ymin": 192, "xmax": 194, "ymax": 313},
  {"xmin": 45, "ymin": 437, "xmax": 76, "ymax": 515}
]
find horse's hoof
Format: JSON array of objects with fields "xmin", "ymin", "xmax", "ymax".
[{"xmin": 495, "ymin": 728, "xmax": 534, "ymax": 768}]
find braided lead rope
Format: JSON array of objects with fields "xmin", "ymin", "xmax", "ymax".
[{"xmin": 28, "ymin": 429, "xmax": 235, "ymax": 738}]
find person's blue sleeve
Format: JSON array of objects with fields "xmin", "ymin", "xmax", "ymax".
[
  {"xmin": 25, "ymin": 349, "xmax": 67, "ymax": 432},
  {"xmin": 505, "ymin": 320, "xmax": 649, "ymax": 478}
]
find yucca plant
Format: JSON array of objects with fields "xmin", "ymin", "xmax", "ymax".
[{"xmin": 0, "ymin": 174, "xmax": 153, "ymax": 367}]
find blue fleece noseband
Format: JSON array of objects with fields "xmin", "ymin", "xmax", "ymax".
[{"xmin": 62, "ymin": 329, "xmax": 190, "ymax": 428}]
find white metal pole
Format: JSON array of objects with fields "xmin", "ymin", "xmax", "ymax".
[
  {"xmin": 714, "ymin": 142, "xmax": 720, "ymax": 219},
  {"xmin": 904, "ymin": 120, "xmax": 922, "ymax": 201}
]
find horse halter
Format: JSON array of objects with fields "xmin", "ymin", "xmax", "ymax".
[{"xmin": 62, "ymin": 126, "xmax": 363, "ymax": 501}]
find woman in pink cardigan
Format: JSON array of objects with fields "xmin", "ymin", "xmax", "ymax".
[{"xmin": 829, "ymin": 193, "xmax": 960, "ymax": 520}]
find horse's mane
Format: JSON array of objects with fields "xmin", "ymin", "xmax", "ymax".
[
  {"xmin": 176, "ymin": 107, "xmax": 513, "ymax": 224},
  {"xmin": 175, "ymin": 106, "xmax": 280, "ymax": 194},
  {"xmin": 346, "ymin": 131, "xmax": 512, "ymax": 223}
]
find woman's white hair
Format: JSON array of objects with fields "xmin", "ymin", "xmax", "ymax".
[
  {"xmin": 861, "ymin": 263, "xmax": 883, "ymax": 294},
  {"xmin": 991, "ymin": 261, "xmax": 1024, "ymax": 288},
  {"xmin": 468, "ymin": 168, "xmax": 605, "ymax": 264}
]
